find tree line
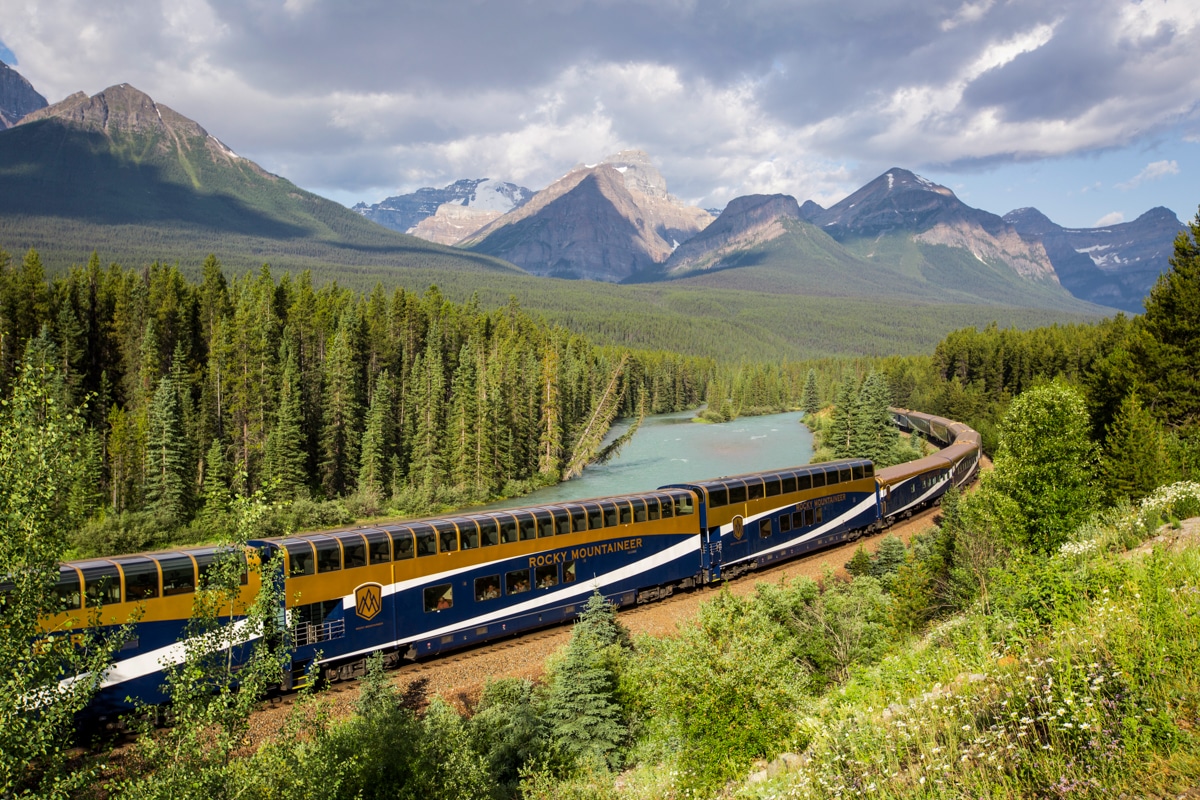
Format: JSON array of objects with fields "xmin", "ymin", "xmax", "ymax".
[{"xmin": 0, "ymin": 249, "xmax": 713, "ymax": 555}]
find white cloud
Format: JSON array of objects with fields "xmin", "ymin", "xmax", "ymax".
[
  {"xmin": 1116, "ymin": 160, "xmax": 1180, "ymax": 190},
  {"xmin": 941, "ymin": 0, "xmax": 995, "ymax": 32},
  {"xmin": 1094, "ymin": 211, "xmax": 1124, "ymax": 226}
]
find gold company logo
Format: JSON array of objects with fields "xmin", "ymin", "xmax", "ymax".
[
  {"xmin": 354, "ymin": 583, "xmax": 383, "ymax": 621},
  {"xmin": 732, "ymin": 515, "xmax": 744, "ymax": 540}
]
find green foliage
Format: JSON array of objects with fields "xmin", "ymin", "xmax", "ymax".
[
  {"xmin": 1102, "ymin": 390, "xmax": 1173, "ymax": 503},
  {"xmin": 0, "ymin": 365, "xmax": 126, "ymax": 799},
  {"xmin": 802, "ymin": 368, "xmax": 820, "ymax": 415},
  {"xmin": 991, "ymin": 381, "xmax": 1098, "ymax": 553},
  {"xmin": 844, "ymin": 545, "xmax": 873, "ymax": 577}
]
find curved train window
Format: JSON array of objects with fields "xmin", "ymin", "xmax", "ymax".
[
  {"xmin": 423, "ymin": 584, "xmax": 453, "ymax": 612},
  {"xmin": 852, "ymin": 465, "xmax": 864, "ymax": 481},
  {"xmin": 474, "ymin": 518, "xmax": 499, "ymax": 547},
  {"xmin": 675, "ymin": 495, "xmax": 694, "ymax": 516},
  {"xmin": 729, "ymin": 484, "xmax": 747, "ymax": 504},
  {"xmin": 534, "ymin": 511, "xmax": 554, "ymax": 538},
  {"xmin": 155, "ymin": 555, "xmax": 195, "ymax": 595},
  {"xmin": 811, "ymin": 471, "xmax": 825, "ymax": 488},
  {"xmin": 570, "ymin": 507, "xmax": 587, "ymax": 533},
  {"xmin": 781, "ymin": 475, "xmax": 797, "ymax": 494},
  {"xmin": 586, "ymin": 504, "xmax": 602, "ymax": 530},
  {"xmin": 613, "ymin": 502, "xmax": 627, "ymax": 525},
  {"xmin": 765, "ymin": 478, "xmax": 781, "ymax": 497},
  {"xmin": 435, "ymin": 522, "xmax": 459, "ymax": 553},
  {"xmin": 413, "ymin": 526, "xmax": 437, "ymax": 557},
  {"xmin": 505, "ymin": 568, "xmax": 530, "ymax": 594},
  {"xmin": 499, "ymin": 517, "xmax": 519, "ymax": 544},
  {"xmin": 707, "ymin": 487, "xmax": 728, "ymax": 508},
  {"xmin": 864, "ymin": 463, "xmax": 875, "ymax": 478},
  {"xmin": 779, "ymin": 514, "xmax": 792, "ymax": 533},
  {"xmin": 535, "ymin": 564, "xmax": 559, "ymax": 589},
  {"xmin": 54, "ymin": 568, "xmax": 82, "ymax": 611},
  {"xmin": 659, "ymin": 495, "xmax": 673, "ymax": 519},
  {"xmin": 118, "ymin": 559, "xmax": 159, "ymax": 602},
  {"xmin": 759, "ymin": 518, "xmax": 772, "ymax": 538},
  {"xmin": 196, "ymin": 549, "xmax": 249, "ymax": 587},
  {"xmin": 839, "ymin": 467, "xmax": 852, "ymax": 484},
  {"xmin": 601, "ymin": 502, "xmax": 618, "ymax": 528},
  {"xmin": 517, "ymin": 513, "xmax": 537, "ymax": 541},
  {"xmin": 285, "ymin": 542, "xmax": 315, "ymax": 576},
  {"xmin": 747, "ymin": 479, "xmax": 765, "ymax": 501},
  {"xmin": 314, "ymin": 540, "xmax": 342, "ymax": 573},
  {"xmin": 365, "ymin": 533, "xmax": 392, "ymax": 564},
  {"xmin": 391, "ymin": 529, "xmax": 415, "ymax": 560},
  {"xmin": 646, "ymin": 497, "xmax": 660, "ymax": 521},
  {"xmin": 474, "ymin": 575, "xmax": 501, "ymax": 602},
  {"xmin": 342, "ymin": 536, "xmax": 367, "ymax": 568},
  {"xmin": 458, "ymin": 520, "xmax": 480, "ymax": 550},
  {"xmin": 632, "ymin": 499, "xmax": 647, "ymax": 523},
  {"xmin": 81, "ymin": 564, "xmax": 121, "ymax": 607},
  {"xmin": 824, "ymin": 468, "xmax": 839, "ymax": 486},
  {"xmin": 553, "ymin": 510, "xmax": 571, "ymax": 536},
  {"xmin": 796, "ymin": 473, "xmax": 811, "ymax": 491}
]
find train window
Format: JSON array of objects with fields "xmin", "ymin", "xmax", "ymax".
[
  {"xmin": 535, "ymin": 564, "xmax": 559, "ymax": 590},
  {"xmin": 435, "ymin": 523, "xmax": 459, "ymax": 553},
  {"xmin": 781, "ymin": 475, "xmax": 797, "ymax": 494},
  {"xmin": 632, "ymin": 499, "xmax": 647, "ymax": 523},
  {"xmin": 675, "ymin": 495, "xmax": 694, "ymax": 516},
  {"xmin": 747, "ymin": 480, "xmax": 764, "ymax": 501},
  {"xmin": 793, "ymin": 511, "xmax": 804, "ymax": 528},
  {"xmin": 864, "ymin": 463, "xmax": 875, "ymax": 478},
  {"xmin": 587, "ymin": 505, "xmax": 602, "ymax": 530},
  {"xmin": 500, "ymin": 517, "xmax": 518, "ymax": 544},
  {"xmin": 366, "ymin": 533, "xmax": 391, "ymax": 564},
  {"xmin": 619, "ymin": 502, "xmax": 631, "ymax": 525},
  {"xmin": 796, "ymin": 473, "xmax": 811, "ymax": 491},
  {"xmin": 729, "ymin": 484, "xmax": 747, "ymax": 504},
  {"xmin": 707, "ymin": 488, "xmax": 728, "ymax": 508},
  {"xmin": 534, "ymin": 512, "xmax": 554, "ymax": 539},
  {"xmin": 602, "ymin": 502, "xmax": 618, "ymax": 528},
  {"xmin": 459, "ymin": 520, "xmax": 480, "ymax": 550},
  {"xmin": 759, "ymin": 518, "xmax": 772, "ymax": 538},
  {"xmin": 423, "ymin": 584, "xmax": 453, "ymax": 612},
  {"xmin": 119, "ymin": 560, "xmax": 159, "ymax": 602},
  {"xmin": 553, "ymin": 510, "xmax": 571, "ymax": 536},
  {"xmin": 852, "ymin": 465, "xmax": 864, "ymax": 481},
  {"xmin": 814, "ymin": 507, "xmax": 823, "ymax": 525},
  {"xmin": 342, "ymin": 536, "xmax": 367, "ymax": 569},
  {"xmin": 315, "ymin": 541, "xmax": 342, "ymax": 573},
  {"xmin": 391, "ymin": 529, "xmax": 415, "ymax": 560},
  {"xmin": 54, "ymin": 569, "xmax": 82, "ymax": 611},
  {"xmin": 196, "ymin": 549, "xmax": 249, "ymax": 587},
  {"xmin": 765, "ymin": 479, "xmax": 781, "ymax": 497},
  {"xmin": 660, "ymin": 496, "xmax": 674, "ymax": 519},
  {"xmin": 414, "ymin": 526, "xmax": 437, "ymax": 557},
  {"xmin": 285, "ymin": 542, "xmax": 315, "ymax": 576},
  {"xmin": 156, "ymin": 556, "xmax": 195, "ymax": 595},
  {"xmin": 839, "ymin": 468, "xmax": 852, "ymax": 483},
  {"xmin": 517, "ymin": 513, "xmax": 537, "ymax": 541},
  {"xmin": 82, "ymin": 565, "xmax": 121, "ymax": 607},
  {"xmin": 780, "ymin": 514, "xmax": 792, "ymax": 533},
  {"xmin": 825, "ymin": 469, "xmax": 839, "ymax": 486},
  {"xmin": 646, "ymin": 497, "xmax": 660, "ymax": 521},
  {"xmin": 474, "ymin": 575, "xmax": 501, "ymax": 602},
  {"xmin": 564, "ymin": 560, "xmax": 577, "ymax": 583},
  {"xmin": 811, "ymin": 471, "xmax": 825, "ymax": 488},
  {"xmin": 477, "ymin": 519, "xmax": 499, "ymax": 547},
  {"xmin": 570, "ymin": 507, "xmax": 588, "ymax": 532},
  {"xmin": 505, "ymin": 569, "xmax": 531, "ymax": 595}
]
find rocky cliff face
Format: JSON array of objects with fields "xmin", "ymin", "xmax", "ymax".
[
  {"xmin": 354, "ymin": 178, "xmax": 532, "ymax": 240},
  {"xmin": 1004, "ymin": 206, "xmax": 1184, "ymax": 312},
  {"xmin": 664, "ymin": 194, "xmax": 802, "ymax": 274},
  {"xmin": 0, "ymin": 61, "xmax": 48, "ymax": 129},
  {"xmin": 464, "ymin": 150, "xmax": 713, "ymax": 281}
]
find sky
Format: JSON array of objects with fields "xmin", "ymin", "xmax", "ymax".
[{"xmin": 2, "ymin": 0, "xmax": 1198, "ymax": 228}]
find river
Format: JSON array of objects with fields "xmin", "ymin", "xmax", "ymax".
[{"xmin": 480, "ymin": 409, "xmax": 814, "ymax": 510}]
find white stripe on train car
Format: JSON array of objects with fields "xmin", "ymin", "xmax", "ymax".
[
  {"xmin": 724, "ymin": 493, "xmax": 879, "ymax": 567},
  {"xmin": 887, "ymin": 475, "xmax": 950, "ymax": 517}
]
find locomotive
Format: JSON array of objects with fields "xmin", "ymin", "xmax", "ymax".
[{"xmin": 42, "ymin": 407, "xmax": 979, "ymax": 717}]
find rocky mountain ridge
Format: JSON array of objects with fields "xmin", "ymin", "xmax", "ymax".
[
  {"xmin": 353, "ymin": 178, "xmax": 533, "ymax": 243},
  {"xmin": 0, "ymin": 61, "xmax": 47, "ymax": 129}
]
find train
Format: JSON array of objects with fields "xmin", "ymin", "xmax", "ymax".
[{"xmin": 41, "ymin": 407, "xmax": 980, "ymax": 718}]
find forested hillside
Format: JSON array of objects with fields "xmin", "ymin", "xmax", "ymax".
[{"xmin": 0, "ymin": 248, "xmax": 712, "ymax": 556}]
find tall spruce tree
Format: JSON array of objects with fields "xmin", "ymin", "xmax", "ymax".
[
  {"xmin": 145, "ymin": 374, "xmax": 190, "ymax": 523},
  {"xmin": 827, "ymin": 379, "xmax": 857, "ymax": 458},
  {"xmin": 1102, "ymin": 390, "xmax": 1171, "ymax": 503},
  {"xmin": 446, "ymin": 341, "xmax": 480, "ymax": 492},
  {"xmin": 802, "ymin": 368, "xmax": 820, "ymax": 415},
  {"xmin": 262, "ymin": 337, "xmax": 308, "ymax": 500},
  {"xmin": 319, "ymin": 315, "xmax": 363, "ymax": 497},
  {"xmin": 358, "ymin": 369, "xmax": 394, "ymax": 498}
]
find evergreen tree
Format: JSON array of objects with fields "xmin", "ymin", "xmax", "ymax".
[
  {"xmin": 358, "ymin": 369, "xmax": 394, "ymax": 498},
  {"xmin": 1102, "ymin": 390, "xmax": 1171, "ymax": 503},
  {"xmin": 319, "ymin": 315, "xmax": 363, "ymax": 497},
  {"xmin": 851, "ymin": 371, "xmax": 899, "ymax": 464},
  {"xmin": 145, "ymin": 374, "xmax": 190, "ymax": 523},
  {"xmin": 537, "ymin": 345, "xmax": 563, "ymax": 478},
  {"xmin": 201, "ymin": 438, "xmax": 231, "ymax": 519},
  {"xmin": 827, "ymin": 379, "xmax": 857, "ymax": 457},
  {"xmin": 262, "ymin": 336, "xmax": 308, "ymax": 501},
  {"xmin": 446, "ymin": 342, "xmax": 480, "ymax": 492},
  {"xmin": 405, "ymin": 326, "xmax": 446, "ymax": 496},
  {"xmin": 802, "ymin": 368, "xmax": 820, "ymax": 415}
]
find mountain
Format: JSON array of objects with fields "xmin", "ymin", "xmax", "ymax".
[
  {"xmin": 462, "ymin": 150, "xmax": 714, "ymax": 282},
  {"xmin": 1003, "ymin": 206, "xmax": 1184, "ymax": 313},
  {"xmin": 0, "ymin": 61, "xmax": 47, "ymax": 129},
  {"xmin": 0, "ymin": 84, "xmax": 520, "ymax": 278},
  {"xmin": 663, "ymin": 193, "xmax": 805, "ymax": 274},
  {"xmin": 353, "ymin": 178, "xmax": 533, "ymax": 243}
]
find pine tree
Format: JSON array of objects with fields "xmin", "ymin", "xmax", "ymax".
[
  {"xmin": 1102, "ymin": 390, "xmax": 1171, "ymax": 503},
  {"xmin": 262, "ymin": 337, "xmax": 308, "ymax": 500},
  {"xmin": 405, "ymin": 327, "xmax": 446, "ymax": 497},
  {"xmin": 146, "ymin": 375, "xmax": 190, "ymax": 523},
  {"xmin": 358, "ymin": 369, "xmax": 394, "ymax": 498},
  {"xmin": 319, "ymin": 315, "xmax": 363, "ymax": 497},
  {"xmin": 827, "ymin": 379, "xmax": 857, "ymax": 458},
  {"xmin": 201, "ymin": 438, "xmax": 231, "ymax": 519},
  {"xmin": 852, "ymin": 371, "xmax": 899, "ymax": 464},
  {"xmin": 446, "ymin": 342, "xmax": 480, "ymax": 492},
  {"xmin": 802, "ymin": 368, "xmax": 820, "ymax": 415},
  {"xmin": 537, "ymin": 345, "xmax": 563, "ymax": 478}
]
